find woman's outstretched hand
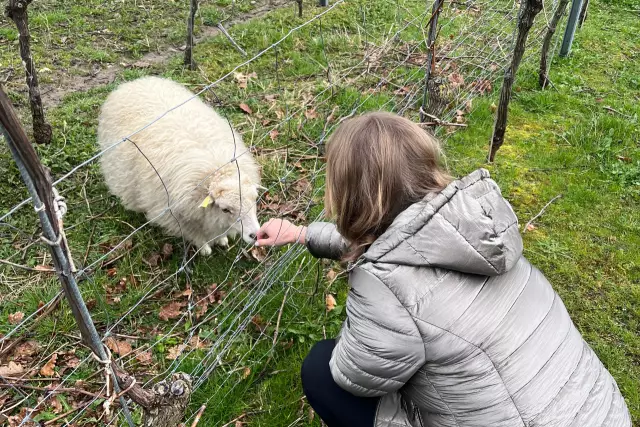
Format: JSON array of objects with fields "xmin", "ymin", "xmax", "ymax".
[{"xmin": 255, "ymin": 219, "xmax": 307, "ymax": 247}]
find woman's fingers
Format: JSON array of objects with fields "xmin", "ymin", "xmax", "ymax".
[{"xmin": 255, "ymin": 219, "xmax": 296, "ymax": 247}]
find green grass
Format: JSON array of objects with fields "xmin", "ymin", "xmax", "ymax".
[{"xmin": 0, "ymin": 0, "xmax": 639, "ymax": 425}]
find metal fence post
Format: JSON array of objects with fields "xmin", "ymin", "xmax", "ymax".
[
  {"xmin": 318, "ymin": 0, "xmax": 329, "ymax": 6},
  {"xmin": 0, "ymin": 86, "xmax": 136, "ymax": 427},
  {"xmin": 559, "ymin": 0, "xmax": 584, "ymax": 57}
]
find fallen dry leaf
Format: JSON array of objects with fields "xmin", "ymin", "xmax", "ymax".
[
  {"xmin": 64, "ymin": 354, "xmax": 81, "ymax": 369},
  {"xmin": 251, "ymin": 314, "xmax": 267, "ymax": 333},
  {"xmin": 106, "ymin": 267, "xmax": 118, "ymax": 278},
  {"xmin": 161, "ymin": 243, "xmax": 174, "ymax": 259},
  {"xmin": 0, "ymin": 361, "xmax": 24, "ymax": 377},
  {"xmin": 105, "ymin": 337, "xmax": 133, "ymax": 357},
  {"xmin": 189, "ymin": 336, "xmax": 207, "ymax": 350},
  {"xmin": 159, "ymin": 301, "xmax": 185, "ymax": 321},
  {"xmin": 393, "ymin": 86, "xmax": 411, "ymax": 96},
  {"xmin": 206, "ymin": 284, "xmax": 226, "ymax": 304},
  {"xmin": 14, "ymin": 340, "xmax": 39, "ymax": 359},
  {"xmin": 448, "ymin": 72, "xmax": 465, "ymax": 88},
  {"xmin": 470, "ymin": 79, "xmax": 492, "ymax": 94},
  {"xmin": 136, "ymin": 351, "xmax": 153, "ymax": 365},
  {"xmin": 616, "ymin": 155, "xmax": 632, "ymax": 163},
  {"xmin": 326, "ymin": 294, "xmax": 337, "ymax": 312},
  {"xmin": 326, "ymin": 269, "xmax": 337, "ymax": 283},
  {"xmin": 144, "ymin": 252, "xmax": 162, "ymax": 267},
  {"xmin": 250, "ymin": 246, "xmax": 267, "ymax": 262},
  {"xmin": 234, "ymin": 71, "xmax": 257, "ymax": 89},
  {"xmin": 525, "ymin": 223, "xmax": 537, "ymax": 232},
  {"xmin": 8, "ymin": 311, "xmax": 24, "ymax": 325},
  {"xmin": 304, "ymin": 109, "xmax": 318, "ymax": 120},
  {"xmin": 242, "ymin": 367, "xmax": 251, "ymax": 379},
  {"xmin": 464, "ymin": 99, "xmax": 473, "ymax": 113},
  {"xmin": 239, "ymin": 103, "xmax": 253, "ymax": 115},
  {"xmin": 40, "ymin": 354, "xmax": 58, "ymax": 377},
  {"xmin": 166, "ymin": 344, "xmax": 187, "ymax": 360},
  {"xmin": 490, "ymin": 103, "xmax": 498, "ymax": 113},
  {"xmin": 131, "ymin": 60, "xmax": 151, "ymax": 69},
  {"xmin": 195, "ymin": 300, "xmax": 209, "ymax": 319},
  {"xmin": 269, "ymin": 129, "xmax": 280, "ymax": 141},
  {"xmin": 49, "ymin": 395, "xmax": 63, "ymax": 414}
]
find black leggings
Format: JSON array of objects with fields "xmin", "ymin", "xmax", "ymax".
[{"xmin": 301, "ymin": 339, "xmax": 380, "ymax": 427}]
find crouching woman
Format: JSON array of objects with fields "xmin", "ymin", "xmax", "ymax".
[{"xmin": 256, "ymin": 112, "xmax": 631, "ymax": 427}]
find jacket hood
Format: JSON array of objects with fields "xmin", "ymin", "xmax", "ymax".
[{"xmin": 364, "ymin": 169, "xmax": 523, "ymax": 276}]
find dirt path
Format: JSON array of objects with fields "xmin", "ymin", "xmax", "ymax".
[{"xmin": 40, "ymin": 0, "xmax": 293, "ymax": 107}]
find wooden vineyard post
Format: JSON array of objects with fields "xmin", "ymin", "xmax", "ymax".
[
  {"xmin": 539, "ymin": 0, "xmax": 570, "ymax": 88},
  {"xmin": 5, "ymin": 0, "xmax": 52, "ymax": 144},
  {"xmin": 184, "ymin": 0, "xmax": 198, "ymax": 70},
  {"xmin": 488, "ymin": 0, "xmax": 543, "ymax": 162},
  {"xmin": 420, "ymin": 0, "xmax": 444, "ymax": 123}
]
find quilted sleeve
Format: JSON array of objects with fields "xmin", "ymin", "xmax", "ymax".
[
  {"xmin": 329, "ymin": 267, "xmax": 426, "ymax": 397},
  {"xmin": 305, "ymin": 222, "xmax": 348, "ymax": 261}
]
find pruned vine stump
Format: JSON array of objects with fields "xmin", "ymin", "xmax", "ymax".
[
  {"xmin": 5, "ymin": 0, "xmax": 53, "ymax": 144},
  {"xmin": 113, "ymin": 363, "xmax": 193, "ymax": 427}
]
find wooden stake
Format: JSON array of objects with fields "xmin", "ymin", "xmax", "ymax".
[
  {"xmin": 184, "ymin": 0, "xmax": 199, "ymax": 70},
  {"xmin": 488, "ymin": 0, "xmax": 543, "ymax": 162},
  {"xmin": 539, "ymin": 0, "xmax": 570, "ymax": 88},
  {"xmin": 5, "ymin": 0, "xmax": 52, "ymax": 144}
]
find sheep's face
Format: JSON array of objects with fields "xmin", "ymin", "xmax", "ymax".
[{"xmin": 207, "ymin": 181, "xmax": 260, "ymax": 244}]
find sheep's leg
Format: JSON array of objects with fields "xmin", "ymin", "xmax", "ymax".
[
  {"xmin": 213, "ymin": 235, "xmax": 228, "ymax": 248},
  {"xmin": 198, "ymin": 243, "xmax": 212, "ymax": 256}
]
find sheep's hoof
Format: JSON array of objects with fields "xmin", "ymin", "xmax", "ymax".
[
  {"xmin": 215, "ymin": 236, "xmax": 229, "ymax": 249},
  {"xmin": 199, "ymin": 244, "xmax": 212, "ymax": 256}
]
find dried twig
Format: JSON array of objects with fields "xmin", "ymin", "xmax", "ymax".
[
  {"xmin": 523, "ymin": 195, "xmax": 562, "ymax": 233},
  {"xmin": 272, "ymin": 289, "xmax": 289, "ymax": 346},
  {"xmin": 0, "ymin": 258, "xmax": 54, "ymax": 272},
  {"xmin": 604, "ymin": 106, "xmax": 634, "ymax": 119},
  {"xmin": 0, "ymin": 383, "xmax": 105, "ymax": 400},
  {"xmin": 190, "ymin": 404, "xmax": 207, "ymax": 427},
  {"xmin": 217, "ymin": 23, "xmax": 247, "ymax": 56},
  {"xmin": 221, "ymin": 413, "xmax": 247, "ymax": 427},
  {"xmin": 44, "ymin": 406, "xmax": 85, "ymax": 426}
]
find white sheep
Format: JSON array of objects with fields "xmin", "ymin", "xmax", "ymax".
[{"xmin": 97, "ymin": 76, "xmax": 262, "ymax": 256}]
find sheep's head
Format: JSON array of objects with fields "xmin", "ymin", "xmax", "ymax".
[{"xmin": 203, "ymin": 177, "xmax": 262, "ymax": 244}]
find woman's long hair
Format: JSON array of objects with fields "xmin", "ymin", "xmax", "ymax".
[{"xmin": 324, "ymin": 111, "xmax": 452, "ymax": 262}]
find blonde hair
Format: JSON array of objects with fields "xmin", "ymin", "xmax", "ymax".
[{"xmin": 325, "ymin": 111, "xmax": 451, "ymax": 261}]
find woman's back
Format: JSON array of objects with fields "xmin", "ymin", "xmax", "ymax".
[{"xmin": 307, "ymin": 169, "xmax": 631, "ymax": 426}]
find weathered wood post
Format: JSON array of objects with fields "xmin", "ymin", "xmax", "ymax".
[
  {"xmin": 488, "ymin": 0, "xmax": 543, "ymax": 162},
  {"xmin": 5, "ymin": 0, "xmax": 53, "ymax": 144},
  {"xmin": 184, "ymin": 0, "xmax": 198, "ymax": 70},
  {"xmin": 578, "ymin": 0, "xmax": 589, "ymax": 27},
  {"xmin": 419, "ymin": 0, "xmax": 444, "ymax": 123},
  {"xmin": 539, "ymin": 0, "xmax": 570, "ymax": 88}
]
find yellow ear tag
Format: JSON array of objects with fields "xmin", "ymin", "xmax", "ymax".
[{"xmin": 200, "ymin": 195, "xmax": 213, "ymax": 208}]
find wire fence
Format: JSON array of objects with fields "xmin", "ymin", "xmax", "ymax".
[{"xmin": 0, "ymin": 0, "xmax": 567, "ymax": 425}]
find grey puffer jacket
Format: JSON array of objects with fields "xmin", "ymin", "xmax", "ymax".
[{"xmin": 305, "ymin": 169, "xmax": 631, "ymax": 427}]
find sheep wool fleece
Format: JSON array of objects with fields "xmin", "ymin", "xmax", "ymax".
[{"xmin": 305, "ymin": 169, "xmax": 631, "ymax": 427}]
